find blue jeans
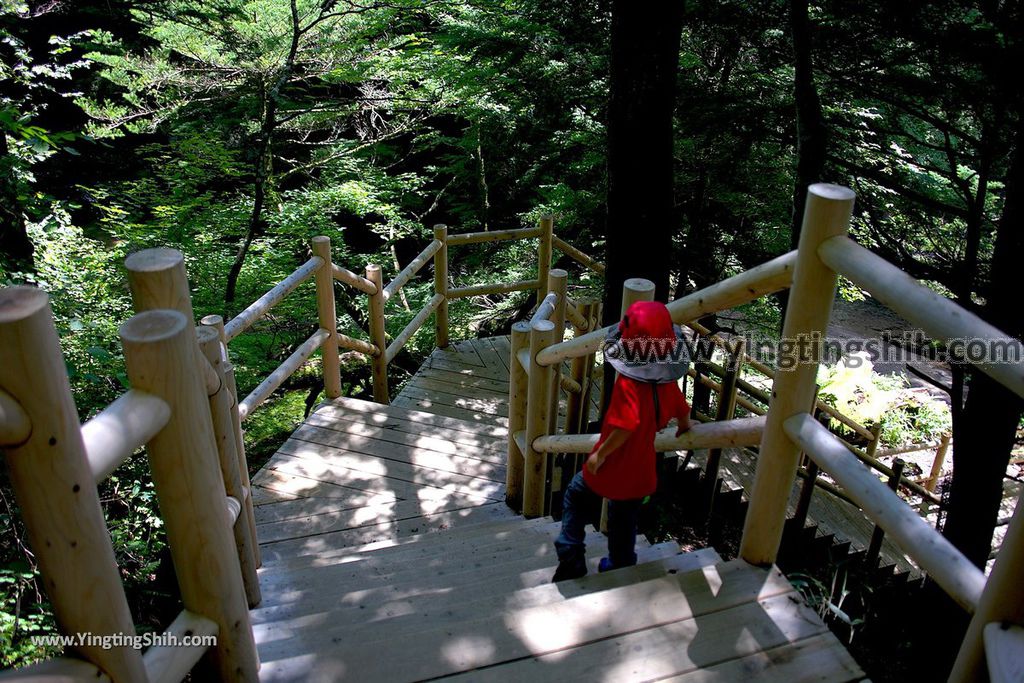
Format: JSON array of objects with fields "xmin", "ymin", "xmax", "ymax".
[{"xmin": 554, "ymin": 471, "xmax": 642, "ymax": 570}]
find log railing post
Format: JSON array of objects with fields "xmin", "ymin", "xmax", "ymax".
[
  {"xmin": 950, "ymin": 473, "xmax": 1024, "ymax": 681},
  {"xmin": 926, "ymin": 432, "xmax": 951, "ymax": 493},
  {"xmin": 740, "ymin": 184, "xmax": 854, "ymax": 566},
  {"xmin": 197, "ymin": 327, "xmax": 262, "ymax": 607},
  {"xmin": 120, "ymin": 310, "xmax": 259, "ymax": 681},
  {"xmin": 201, "ymin": 314, "xmax": 261, "ymax": 568},
  {"xmin": 536, "ymin": 215, "xmax": 553, "ymax": 309},
  {"xmin": 865, "ymin": 458, "xmax": 905, "ymax": 569},
  {"xmin": 506, "ymin": 321, "xmax": 531, "ymax": 512},
  {"xmin": 433, "ymin": 224, "xmax": 449, "ymax": 349},
  {"xmin": 704, "ymin": 339, "xmax": 745, "ymax": 516},
  {"xmin": 366, "ymin": 264, "xmax": 389, "ymax": 404},
  {"xmin": 792, "ymin": 391, "xmax": 826, "ymax": 534},
  {"xmin": 127, "ymin": 249, "xmax": 262, "ymax": 575},
  {"xmin": 546, "ymin": 268, "xmax": 568, "ymax": 433},
  {"xmin": 523, "ymin": 319, "xmax": 558, "ymax": 518},
  {"xmin": 580, "ymin": 299, "xmax": 601, "ymax": 431},
  {"xmin": 312, "ymin": 236, "xmax": 342, "ymax": 399},
  {"xmin": 564, "ymin": 297, "xmax": 596, "ymax": 436},
  {"xmin": 0, "ymin": 287, "xmax": 146, "ymax": 682}
]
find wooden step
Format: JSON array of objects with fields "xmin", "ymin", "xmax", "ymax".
[
  {"xmin": 255, "ymin": 558, "xmax": 849, "ymax": 682},
  {"xmin": 254, "ymin": 548, "xmax": 721, "ymax": 668},
  {"xmin": 255, "ymin": 526, "xmax": 623, "ymax": 604},
  {"xmin": 258, "ymin": 501, "xmax": 520, "ymax": 563},
  {"xmin": 253, "ymin": 539, "xmax": 682, "ymax": 624},
  {"xmin": 259, "ymin": 514, "xmax": 556, "ymax": 570}
]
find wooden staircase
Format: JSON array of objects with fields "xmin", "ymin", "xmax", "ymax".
[{"xmin": 248, "ymin": 394, "xmax": 865, "ymax": 681}]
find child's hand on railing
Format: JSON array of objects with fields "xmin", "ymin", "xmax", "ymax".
[{"xmin": 676, "ymin": 418, "xmax": 693, "ymax": 437}]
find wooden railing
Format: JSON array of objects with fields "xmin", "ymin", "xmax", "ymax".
[
  {"xmin": 0, "ymin": 219, "xmax": 602, "ymax": 681},
  {"xmin": 0, "ymin": 285, "xmax": 258, "ymax": 681},
  {"xmin": 503, "ymin": 184, "xmax": 1022, "ymax": 681}
]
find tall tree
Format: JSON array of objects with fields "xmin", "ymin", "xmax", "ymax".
[
  {"xmin": 944, "ymin": 116, "xmax": 1024, "ymax": 568},
  {"xmin": 603, "ymin": 0, "xmax": 684, "ymax": 319},
  {"xmin": 788, "ymin": 0, "xmax": 827, "ymax": 250}
]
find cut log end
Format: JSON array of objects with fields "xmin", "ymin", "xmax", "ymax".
[
  {"xmin": 809, "ymin": 183, "xmax": 856, "ymax": 201},
  {"xmin": 120, "ymin": 309, "xmax": 188, "ymax": 344},
  {"xmin": 125, "ymin": 247, "xmax": 184, "ymax": 273},
  {"xmin": 0, "ymin": 286, "xmax": 49, "ymax": 323}
]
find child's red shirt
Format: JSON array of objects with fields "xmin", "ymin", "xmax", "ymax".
[{"xmin": 582, "ymin": 375, "xmax": 691, "ymax": 500}]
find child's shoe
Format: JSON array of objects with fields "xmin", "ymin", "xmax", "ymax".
[
  {"xmin": 598, "ymin": 557, "xmax": 615, "ymax": 573},
  {"xmin": 552, "ymin": 559, "xmax": 587, "ymax": 582}
]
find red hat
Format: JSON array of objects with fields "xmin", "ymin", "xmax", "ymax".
[
  {"xmin": 619, "ymin": 301, "xmax": 676, "ymax": 342},
  {"xmin": 605, "ymin": 301, "xmax": 689, "ymax": 383}
]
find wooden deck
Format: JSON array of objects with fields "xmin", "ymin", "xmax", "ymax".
[{"xmin": 248, "ymin": 337, "xmax": 866, "ymax": 681}]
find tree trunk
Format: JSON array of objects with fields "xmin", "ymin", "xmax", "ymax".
[
  {"xmin": 0, "ymin": 128, "xmax": 34, "ymax": 273},
  {"xmin": 601, "ymin": 0, "xmax": 683, "ymax": 414},
  {"xmin": 224, "ymin": 0, "xmax": 300, "ymax": 305},
  {"xmin": 943, "ymin": 116, "xmax": 1024, "ymax": 569},
  {"xmin": 603, "ymin": 0, "xmax": 683, "ymax": 320},
  {"xmin": 788, "ymin": 0, "xmax": 827, "ymax": 251}
]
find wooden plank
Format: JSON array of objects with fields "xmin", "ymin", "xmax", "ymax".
[
  {"xmin": 303, "ymin": 411, "xmax": 505, "ymax": 460},
  {"xmin": 258, "ymin": 516, "xmax": 556, "ymax": 572},
  {"xmin": 257, "ymin": 500, "xmax": 517, "ymax": 562},
  {"xmin": 409, "ymin": 366, "xmax": 510, "ymax": 393},
  {"xmin": 254, "ymin": 455, "xmax": 431, "ymax": 500},
  {"xmin": 652, "ymin": 633, "xmax": 863, "ymax": 683},
  {"xmin": 253, "ymin": 541, "xmax": 684, "ymax": 635},
  {"xmin": 255, "ymin": 493, "xmax": 499, "ymax": 545},
  {"xmin": 271, "ymin": 443, "xmax": 505, "ymax": 501},
  {"xmin": 421, "ymin": 355, "xmax": 510, "ymax": 382},
  {"xmin": 439, "ymin": 593, "xmax": 834, "ymax": 683},
  {"xmin": 310, "ymin": 405, "xmax": 506, "ymax": 455},
  {"xmin": 253, "ymin": 487, "xmax": 402, "ymax": 525},
  {"xmin": 254, "ymin": 528, "xmax": 616, "ymax": 608},
  {"xmin": 391, "ymin": 396, "xmax": 510, "ymax": 429},
  {"xmin": 255, "ymin": 560, "xmax": 798, "ymax": 681},
  {"xmin": 250, "ymin": 484, "xmax": 304, "ymax": 506},
  {"xmin": 405, "ymin": 375, "xmax": 507, "ymax": 403},
  {"xmin": 396, "ymin": 384, "xmax": 509, "ymax": 417},
  {"xmin": 323, "ymin": 396, "xmax": 507, "ymax": 439},
  {"xmin": 288, "ymin": 424, "xmax": 507, "ymax": 481}
]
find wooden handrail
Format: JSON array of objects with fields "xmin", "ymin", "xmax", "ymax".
[
  {"xmin": 559, "ymin": 375, "xmax": 581, "ymax": 394},
  {"xmin": 0, "ymin": 286, "xmax": 146, "ymax": 681},
  {"xmin": 535, "ymin": 250, "xmax": 798, "ymax": 367},
  {"xmin": 448, "ymin": 279, "xmax": 539, "ymax": 299},
  {"xmin": 120, "ymin": 309, "xmax": 259, "ymax": 679},
  {"xmin": 0, "ymin": 387, "xmax": 30, "ymax": 447},
  {"xmin": 819, "ymin": 235, "xmax": 1024, "ymax": 399},
  {"xmin": 338, "ymin": 332, "xmax": 380, "ymax": 357},
  {"xmin": 332, "ymin": 262, "xmax": 377, "ymax": 295},
  {"xmin": 239, "ymin": 328, "xmax": 330, "ymax": 420},
  {"xmin": 523, "ymin": 319, "xmax": 558, "ymax": 517},
  {"xmin": 564, "ymin": 296, "xmax": 589, "ymax": 330},
  {"xmin": 784, "ymin": 412, "xmax": 984, "ymax": 612},
  {"xmin": 385, "ymin": 293, "xmax": 444, "ymax": 364},
  {"xmin": 0, "ymin": 658, "xmax": 112, "ymax": 681},
  {"xmin": 552, "ymin": 234, "xmax": 605, "ymax": 275},
  {"xmin": 383, "ymin": 239, "xmax": 442, "ymax": 303},
  {"xmin": 533, "ymin": 415, "xmax": 766, "ymax": 454},
  {"xmin": 224, "ymin": 256, "xmax": 322, "ymax": 342},
  {"xmin": 83, "ymin": 389, "xmax": 171, "ymax": 483},
  {"xmin": 530, "ymin": 291, "xmax": 558, "ymax": 325},
  {"xmin": 197, "ymin": 328, "xmax": 261, "ymax": 606},
  {"xmin": 447, "ymin": 226, "xmax": 543, "ymax": 246},
  {"xmin": 505, "ymin": 321, "xmax": 531, "ymax": 510},
  {"xmin": 141, "ymin": 609, "xmax": 218, "ymax": 683}
]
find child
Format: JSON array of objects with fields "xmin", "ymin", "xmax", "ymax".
[{"xmin": 552, "ymin": 300, "xmax": 691, "ymax": 582}]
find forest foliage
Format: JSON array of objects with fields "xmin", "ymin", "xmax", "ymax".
[{"xmin": 1, "ymin": 0, "xmax": 1021, "ymax": 669}]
